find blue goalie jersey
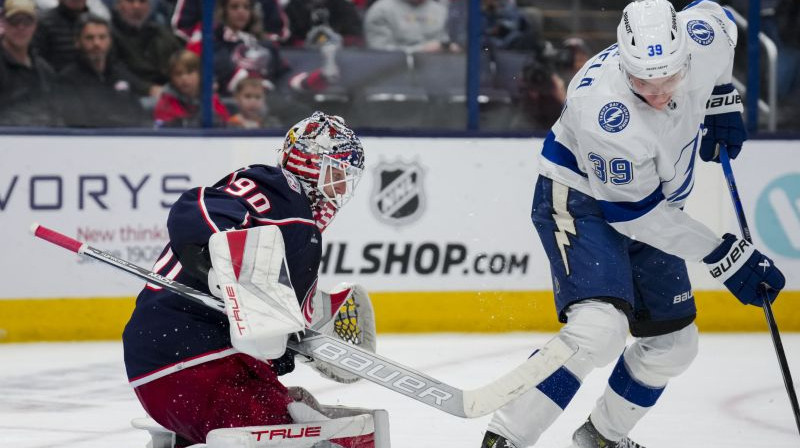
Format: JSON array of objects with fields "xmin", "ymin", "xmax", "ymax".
[{"xmin": 122, "ymin": 165, "xmax": 321, "ymax": 384}]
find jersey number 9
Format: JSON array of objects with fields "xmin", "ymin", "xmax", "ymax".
[
  {"xmin": 588, "ymin": 153, "xmax": 633, "ymax": 185},
  {"xmin": 224, "ymin": 178, "xmax": 272, "ymax": 213}
]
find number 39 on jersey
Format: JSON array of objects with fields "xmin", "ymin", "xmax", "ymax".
[{"xmin": 587, "ymin": 153, "xmax": 634, "ymax": 185}]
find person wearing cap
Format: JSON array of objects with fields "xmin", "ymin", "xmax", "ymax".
[{"xmin": 0, "ymin": 0, "xmax": 61, "ymax": 125}]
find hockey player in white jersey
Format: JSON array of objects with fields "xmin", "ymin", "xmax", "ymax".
[{"xmin": 480, "ymin": 1, "xmax": 785, "ymax": 447}]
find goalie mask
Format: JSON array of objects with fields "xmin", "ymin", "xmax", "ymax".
[
  {"xmin": 617, "ymin": 0, "xmax": 689, "ymax": 98},
  {"xmin": 279, "ymin": 112, "xmax": 365, "ymax": 231}
]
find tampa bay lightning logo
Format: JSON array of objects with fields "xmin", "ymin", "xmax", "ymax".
[
  {"xmin": 687, "ymin": 20, "xmax": 714, "ymax": 45},
  {"xmin": 598, "ymin": 102, "xmax": 630, "ymax": 133}
]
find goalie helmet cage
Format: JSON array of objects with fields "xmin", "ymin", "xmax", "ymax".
[{"xmin": 31, "ymin": 223, "xmax": 577, "ymax": 419}]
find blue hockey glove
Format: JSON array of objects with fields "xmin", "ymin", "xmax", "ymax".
[
  {"xmin": 700, "ymin": 84, "xmax": 746, "ymax": 163},
  {"xmin": 703, "ymin": 233, "xmax": 785, "ymax": 306}
]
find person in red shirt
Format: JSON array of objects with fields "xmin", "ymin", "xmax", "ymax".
[{"xmin": 154, "ymin": 49, "xmax": 230, "ymax": 127}]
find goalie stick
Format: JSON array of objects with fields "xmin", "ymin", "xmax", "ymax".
[{"xmin": 32, "ymin": 223, "xmax": 576, "ymax": 418}]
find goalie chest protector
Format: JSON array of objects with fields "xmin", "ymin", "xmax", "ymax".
[{"xmin": 123, "ymin": 165, "xmax": 322, "ymax": 383}]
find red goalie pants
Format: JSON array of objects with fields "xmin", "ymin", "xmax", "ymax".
[{"xmin": 134, "ymin": 353, "xmax": 293, "ymax": 444}]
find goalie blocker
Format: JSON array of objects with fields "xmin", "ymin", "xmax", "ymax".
[{"xmin": 207, "ymin": 226, "xmax": 378, "ymax": 383}]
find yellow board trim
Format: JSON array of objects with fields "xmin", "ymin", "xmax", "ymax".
[
  {"xmin": 0, "ymin": 297, "xmax": 135, "ymax": 343},
  {"xmin": 372, "ymin": 291, "xmax": 800, "ymax": 333},
  {"xmin": 1, "ymin": 291, "xmax": 799, "ymax": 342}
]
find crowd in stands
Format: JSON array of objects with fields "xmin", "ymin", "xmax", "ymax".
[
  {"xmin": 1, "ymin": 0, "xmax": 795, "ymax": 130},
  {"xmin": 0, "ymin": 0, "xmax": 586, "ymax": 129}
]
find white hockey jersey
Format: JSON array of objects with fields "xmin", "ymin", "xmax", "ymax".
[{"xmin": 537, "ymin": 0, "xmax": 739, "ymax": 262}]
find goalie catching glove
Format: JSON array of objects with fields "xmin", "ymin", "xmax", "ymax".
[
  {"xmin": 208, "ymin": 226, "xmax": 305, "ymax": 360},
  {"xmin": 302, "ymin": 282, "xmax": 377, "ymax": 384}
]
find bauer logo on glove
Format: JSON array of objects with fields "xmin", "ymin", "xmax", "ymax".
[{"xmin": 706, "ymin": 237, "xmax": 752, "ymax": 279}]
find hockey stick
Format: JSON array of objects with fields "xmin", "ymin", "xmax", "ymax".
[
  {"xmin": 31, "ymin": 223, "xmax": 576, "ymax": 418},
  {"xmin": 719, "ymin": 146, "xmax": 800, "ymax": 435}
]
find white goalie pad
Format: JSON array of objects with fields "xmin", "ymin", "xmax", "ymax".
[
  {"xmin": 203, "ymin": 402, "xmax": 390, "ymax": 448},
  {"xmin": 303, "ymin": 283, "xmax": 377, "ymax": 384},
  {"xmin": 132, "ymin": 402, "xmax": 390, "ymax": 448},
  {"xmin": 131, "ymin": 417, "xmax": 177, "ymax": 448},
  {"xmin": 208, "ymin": 227, "xmax": 305, "ymax": 360}
]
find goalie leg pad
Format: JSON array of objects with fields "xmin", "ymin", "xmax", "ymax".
[
  {"xmin": 203, "ymin": 403, "xmax": 390, "ymax": 448},
  {"xmin": 131, "ymin": 417, "xmax": 177, "ymax": 448},
  {"xmin": 209, "ymin": 227, "xmax": 305, "ymax": 360},
  {"xmin": 133, "ymin": 352, "xmax": 294, "ymax": 445}
]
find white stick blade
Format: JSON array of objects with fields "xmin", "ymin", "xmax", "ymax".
[{"xmin": 461, "ymin": 336, "xmax": 576, "ymax": 417}]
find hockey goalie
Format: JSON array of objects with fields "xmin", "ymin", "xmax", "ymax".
[{"xmin": 122, "ymin": 112, "xmax": 388, "ymax": 447}]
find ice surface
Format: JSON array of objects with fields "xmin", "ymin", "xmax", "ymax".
[{"xmin": 1, "ymin": 333, "xmax": 798, "ymax": 447}]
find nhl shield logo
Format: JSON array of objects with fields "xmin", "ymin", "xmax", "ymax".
[{"xmin": 371, "ymin": 161, "xmax": 425, "ymax": 225}]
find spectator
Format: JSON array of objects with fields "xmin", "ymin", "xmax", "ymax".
[
  {"xmin": 509, "ymin": 56, "xmax": 565, "ymax": 130},
  {"xmin": 448, "ymin": 0, "xmax": 539, "ymax": 52},
  {"xmin": 58, "ymin": 14, "xmax": 147, "ymax": 126},
  {"xmin": 0, "ymin": 0, "xmax": 61, "ymax": 125},
  {"xmin": 775, "ymin": 1, "xmax": 799, "ymax": 94},
  {"xmin": 111, "ymin": 0, "xmax": 182, "ymax": 97},
  {"xmin": 227, "ymin": 75, "xmax": 280, "ymax": 128},
  {"xmin": 171, "ymin": 0, "xmax": 288, "ymax": 42},
  {"xmin": 182, "ymin": 0, "xmax": 287, "ymax": 95},
  {"xmin": 35, "ymin": 0, "xmax": 111, "ymax": 20},
  {"xmin": 33, "ymin": 0, "xmax": 90, "ymax": 71},
  {"xmin": 364, "ymin": 0, "xmax": 453, "ymax": 53},
  {"xmin": 284, "ymin": 0, "xmax": 363, "ymax": 47},
  {"xmin": 555, "ymin": 36, "xmax": 591, "ymax": 82},
  {"xmin": 774, "ymin": 0, "xmax": 800, "ymax": 128},
  {"xmin": 154, "ymin": 49, "xmax": 230, "ymax": 127}
]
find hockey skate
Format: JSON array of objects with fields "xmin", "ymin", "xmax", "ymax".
[
  {"xmin": 480, "ymin": 430, "xmax": 517, "ymax": 448},
  {"xmin": 570, "ymin": 419, "xmax": 645, "ymax": 448}
]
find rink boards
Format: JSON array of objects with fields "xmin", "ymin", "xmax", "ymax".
[{"xmin": 0, "ymin": 135, "xmax": 798, "ymax": 341}]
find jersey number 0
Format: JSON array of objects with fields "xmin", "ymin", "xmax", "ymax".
[{"xmin": 225, "ymin": 178, "xmax": 272, "ymax": 213}]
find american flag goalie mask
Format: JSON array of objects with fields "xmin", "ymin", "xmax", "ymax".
[{"xmin": 279, "ymin": 112, "xmax": 365, "ymax": 210}]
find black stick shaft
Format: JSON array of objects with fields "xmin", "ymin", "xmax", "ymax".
[{"xmin": 719, "ymin": 146, "xmax": 800, "ymax": 435}]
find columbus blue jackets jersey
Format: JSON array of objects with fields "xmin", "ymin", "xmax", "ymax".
[
  {"xmin": 122, "ymin": 165, "xmax": 321, "ymax": 385},
  {"xmin": 538, "ymin": 1, "xmax": 737, "ymax": 261}
]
